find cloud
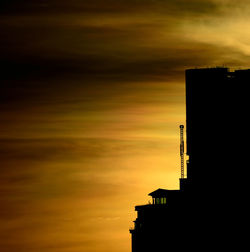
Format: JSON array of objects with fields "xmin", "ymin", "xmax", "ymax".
[
  {"xmin": 1, "ymin": 0, "xmax": 249, "ymax": 86},
  {"xmin": 1, "ymin": 1, "xmax": 250, "ymax": 252},
  {"xmin": 0, "ymin": 0, "xmax": 219, "ymax": 15}
]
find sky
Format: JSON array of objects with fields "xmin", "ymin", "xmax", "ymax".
[{"xmin": 1, "ymin": 1, "xmax": 250, "ymax": 252}]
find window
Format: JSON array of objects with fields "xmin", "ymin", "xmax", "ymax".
[
  {"xmin": 163, "ymin": 197, "xmax": 167, "ymax": 204},
  {"xmin": 155, "ymin": 197, "xmax": 167, "ymax": 204}
]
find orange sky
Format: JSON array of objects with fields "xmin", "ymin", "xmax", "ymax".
[{"xmin": 1, "ymin": 1, "xmax": 250, "ymax": 252}]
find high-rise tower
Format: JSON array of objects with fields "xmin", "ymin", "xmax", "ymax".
[{"xmin": 129, "ymin": 68, "xmax": 249, "ymax": 252}]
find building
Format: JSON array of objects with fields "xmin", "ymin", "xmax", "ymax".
[{"xmin": 129, "ymin": 68, "xmax": 249, "ymax": 252}]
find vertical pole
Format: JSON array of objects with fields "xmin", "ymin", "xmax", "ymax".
[{"xmin": 180, "ymin": 125, "xmax": 184, "ymax": 179}]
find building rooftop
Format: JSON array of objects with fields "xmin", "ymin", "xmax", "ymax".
[{"xmin": 148, "ymin": 188, "xmax": 179, "ymax": 198}]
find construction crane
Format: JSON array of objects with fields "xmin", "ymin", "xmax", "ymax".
[{"xmin": 179, "ymin": 125, "xmax": 185, "ymax": 179}]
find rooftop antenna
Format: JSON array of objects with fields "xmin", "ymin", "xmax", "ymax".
[{"xmin": 179, "ymin": 125, "xmax": 185, "ymax": 179}]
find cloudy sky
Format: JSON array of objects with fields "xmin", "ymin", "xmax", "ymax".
[{"xmin": 1, "ymin": 1, "xmax": 250, "ymax": 252}]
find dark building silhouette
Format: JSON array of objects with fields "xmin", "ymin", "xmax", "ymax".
[{"xmin": 130, "ymin": 68, "xmax": 249, "ymax": 252}]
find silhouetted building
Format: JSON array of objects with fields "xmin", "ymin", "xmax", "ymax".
[{"xmin": 130, "ymin": 68, "xmax": 249, "ymax": 252}]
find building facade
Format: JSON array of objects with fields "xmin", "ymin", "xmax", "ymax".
[{"xmin": 129, "ymin": 68, "xmax": 249, "ymax": 252}]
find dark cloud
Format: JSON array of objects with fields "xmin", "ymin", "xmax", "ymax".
[
  {"xmin": 1, "ymin": 0, "xmax": 247, "ymax": 87},
  {"xmin": 1, "ymin": 0, "xmax": 246, "ymax": 88},
  {"xmin": 0, "ymin": 0, "xmax": 219, "ymax": 15},
  {"xmin": 1, "ymin": 1, "xmax": 250, "ymax": 251},
  {"xmin": 0, "ymin": 40, "xmax": 243, "ymax": 84},
  {"xmin": 0, "ymin": 137, "xmax": 169, "ymax": 165}
]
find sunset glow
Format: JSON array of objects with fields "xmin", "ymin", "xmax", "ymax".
[{"xmin": 1, "ymin": 1, "xmax": 250, "ymax": 252}]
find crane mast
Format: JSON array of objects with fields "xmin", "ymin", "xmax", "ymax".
[{"xmin": 180, "ymin": 125, "xmax": 184, "ymax": 179}]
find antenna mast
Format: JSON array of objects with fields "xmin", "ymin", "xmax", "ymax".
[{"xmin": 179, "ymin": 125, "xmax": 184, "ymax": 179}]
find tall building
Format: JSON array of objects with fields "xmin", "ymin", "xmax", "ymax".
[{"xmin": 129, "ymin": 68, "xmax": 249, "ymax": 252}]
